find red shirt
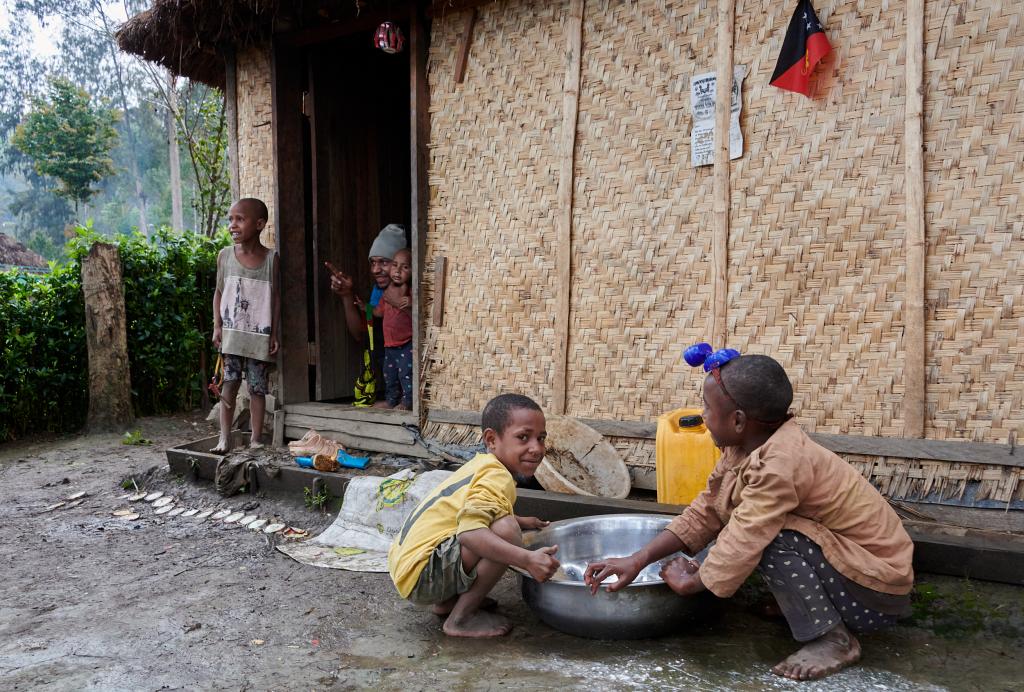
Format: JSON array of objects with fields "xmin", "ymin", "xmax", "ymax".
[{"xmin": 382, "ymin": 300, "xmax": 412, "ymax": 347}]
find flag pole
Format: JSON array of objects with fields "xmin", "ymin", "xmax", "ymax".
[{"xmin": 712, "ymin": 0, "xmax": 735, "ymax": 348}]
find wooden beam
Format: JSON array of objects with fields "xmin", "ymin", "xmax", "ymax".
[
  {"xmin": 271, "ymin": 42, "xmax": 311, "ymax": 405},
  {"xmin": 410, "ymin": 3, "xmax": 431, "ymax": 423},
  {"xmin": 904, "ymin": 0, "xmax": 926, "ymax": 438},
  {"xmin": 426, "ymin": 408, "xmax": 1024, "ymax": 467},
  {"xmin": 552, "ymin": 0, "xmax": 584, "ymax": 416},
  {"xmin": 277, "ymin": 5, "xmax": 404, "ymax": 48},
  {"xmin": 427, "ymin": 0, "xmax": 495, "ymax": 18},
  {"xmin": 284, "ymin": 426, "xmax": 436, "ymax": 459},
  {"xmin": 454, "ymin": 8, "xmax": 477, "ymax": 83},
  {"xmin": 711, "ymin": 0, "xmax": 735, "ymax": 348},
  {"xmin": 432, "ymin": 255, "xmax": 448, "ymax": 327},
  {"xmin": 284, "ymin": 413, "xmax": 418, "ymax": 444},
  {"xmin": 223, "ymin": 47, "xmax": 240, "ymax": 201},
  {"xmin": 285, "ymin": 401, "xmax": 417, "ymax": 426}
]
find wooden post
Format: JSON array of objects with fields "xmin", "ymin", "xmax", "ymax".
[
  {"xmin": 224, "ymin": 47, "xmax": 241, "ymax": 201},
  {"xmin": 454, "ymin": 8, "xmax": 477, "ymax": 84},
  {"xmin": 711, "ymin": 0, "xmax": 735, "ymax": 348},
  {"xmin": 271, "ymin": 43, "xmax": 311, "ymax": 406},
  {"xmin": 82, "ymin": 243, "xmax": 133, "ymax": 432},
  {"xmin": 410, "ymin": 4, "xmax": 431, "ymax": 421},
  {"xmin": 552, "ymin": 0, "xmax": 584, "ymax": 416},
  {"xmin": 904, "ymin": 0, "xmax": 926, "ymax": 438},
  {"xmin": 432, "ymin": 256, "xmax": 448, "ymax": 327}
]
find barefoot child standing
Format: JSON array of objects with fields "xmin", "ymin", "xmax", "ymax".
[
  {"xmin": 373, "ymin": 247, "xmax": 413, "ymax": 410},
  {"xmin": 211, "ymin": 198, "xmax": 280, "ymax": 453},
  {"xmin": 388, "ymin": 394, "xmax": 560, "ymax": 637},
  {"xmin": 586, "ymin": 354, "xmax": 914, "ymax": 681}
]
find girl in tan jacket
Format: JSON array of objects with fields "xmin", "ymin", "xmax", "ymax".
[{"xmin": 586, "ymin": 354, "xmax": 913, "ymax": 681}]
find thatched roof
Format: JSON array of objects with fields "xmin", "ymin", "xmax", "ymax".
[
  {"xmin": 0, "ymin": 233, "xmax": 48, "ymax": 270},
  {"xmin": 116, "ymin": 1, "xmax": 282, "ymax": 87},
  {"xmin": 117, "ymin": 1, "xmax": 495, "ymax": 86}
]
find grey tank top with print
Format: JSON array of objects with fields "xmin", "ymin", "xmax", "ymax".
[{"xmin": 216, "ymin": 246, "xmax": 274, "ymax": 362}]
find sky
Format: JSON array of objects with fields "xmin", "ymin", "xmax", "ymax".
[
  {"xmin": 0, "ymin": 1, "xmax": 131, "ymax": 58},
  {"xmin": 0, "ymin": 3, "xmax": 61, "ymax": 57}
]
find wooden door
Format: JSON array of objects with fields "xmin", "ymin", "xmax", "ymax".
[{"xmin": 308, "ymin": 35, "xmax": 411, "ymax": 402}]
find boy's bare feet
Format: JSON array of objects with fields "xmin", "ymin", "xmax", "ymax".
[
  {"xmin": 772, "ymin": 624, "xmax": 861, "ymax": 681},
  {"xmin": 442, "ymin": 610, "xmax": 511, "ymax": 638},
  {"xmin": 431, "ymin": 597, "xmax": 497, "ymax": 616},
  {"xmin": 212, "ymin": 435, "xmax": 232, "ymax": 454},
  {"xmin": 373, "ymin": 400, "xmax": 393, "ymax": 409},
  {"xmin": 249, "ymin": 441, "xmax": 265, "ymax": 450}
]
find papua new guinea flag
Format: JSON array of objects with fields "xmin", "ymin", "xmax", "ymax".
[{"xmin": 770, "ymin": 0, "xmax": 832, "ymax": 96}]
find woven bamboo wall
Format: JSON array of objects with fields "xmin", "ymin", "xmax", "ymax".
[
  {"xmin": 923, "ymin": 0, "xmax": 1024, "ymax": 443},
  {"xmin": 728, "ymin": 0, "xmax": 909, "ymax": 438},
  {"xmin": 422, "ymin": 0, "xmax": 569, "ymax": 411},
  {"xmin": 236, "ymin": 45, "xmax": 277, "ymax": 249},
  {"xmin": 423, "ymin": 0, "xmax": 1023, "ymax": 456},
  {"xmin": 565, "ymin": 0, "xmax": 716, "ymax": 420}
]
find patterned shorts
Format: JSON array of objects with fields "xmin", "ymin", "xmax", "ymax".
[
  {"xmin": 757, "ymin": 530, "xmax": 905, "ymax": 641},
  {"xmin": 384, "ymin": 341, "xmax": 413, "ymax": 408},
  {"xmin": 222, "ymin": 354, "xmax": 272, "ymax": 396}
]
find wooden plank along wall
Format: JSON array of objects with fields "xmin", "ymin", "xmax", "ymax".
[{"xmin": 419, "ymin": 0, "xmax": 1024, "ymax": 466}]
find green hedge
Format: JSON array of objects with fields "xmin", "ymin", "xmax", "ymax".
[{"xmin": 0, "ymin": 226, "xmax": 229, "ymax": 441}]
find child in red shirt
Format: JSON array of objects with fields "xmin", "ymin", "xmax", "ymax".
[{"xmin": 374, "ymin": 248, "xmax": 413, "ymax": 409}]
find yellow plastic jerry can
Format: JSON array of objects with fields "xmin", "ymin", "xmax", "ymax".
[{"xmin": 656, "ymin": 407, "xmax": 721, "ymax": 505}]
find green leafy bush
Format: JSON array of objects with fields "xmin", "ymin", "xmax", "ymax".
[
  {"xmin": 0, "ymin": 225, "xmax": 229, "ymax": 440},
  {"xmin": 0, "ymin": 261, "xmax": 88, "ymax": 438}
]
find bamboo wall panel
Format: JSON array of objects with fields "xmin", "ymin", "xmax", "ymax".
[
  {"xmin": 421, "ymin": 0, "xmax": 1023, "ymax": 447},
  {"xmin": 728, "ymin": 0, "xmax": 909, "ymax": 437},
  {"xmin": 423, "ymin": 1, "xmax": 569, "ymax": 413},
  {"xmin": 923, "ymin": 0, "xmax": 1024, "ymax": 444},
  {"xmin": 237, "ymin": 46, "xmax": 277, "ymax": 248},
  {"xmin": 564, "ymin": 0, "xmax": 717, "ymax": 421}
]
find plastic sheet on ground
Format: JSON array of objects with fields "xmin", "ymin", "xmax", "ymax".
[{"xmin": 277, "ymin": 469, "xmax": 452, "ymax": 573}]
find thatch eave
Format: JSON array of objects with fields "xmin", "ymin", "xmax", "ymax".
[
  {"xmin": 117, "ymin": 1, "xmax": 501, "ymax": 86},
  {"xmin": 116, "ymin": 1, "xmax": 283, "ymax": 87}
]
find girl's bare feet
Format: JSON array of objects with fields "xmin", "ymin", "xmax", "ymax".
[
  {"xmin": 212, "ymin": 435, "xmax": 232, "ymax": 454},
  {"xmin": 772, "ymin": 624, "xmax": 861, "ymax": 681},
  {"xmin": 431, "ymin": 597, "xmax": 497, "ymax": 616},
  {"xmin": 442, "ymin": 610, "xmax": 511, "ymax": 638}
]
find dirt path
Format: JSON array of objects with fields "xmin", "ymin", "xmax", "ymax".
[{"xmin": 1, "ymin": 416, "xmax": 1021, "ymax": 691}]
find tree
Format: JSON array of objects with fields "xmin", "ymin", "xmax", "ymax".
[
  {"xmin": 177, "ymin": 83, "xmax": 230, "ymax": 237},
  {"xmin": 11, "ymin": 77, "xmax": 120, "ymax": 209}
]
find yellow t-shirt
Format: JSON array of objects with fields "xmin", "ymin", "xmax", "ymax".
[{"xmin": 388, "ymin": 454, "xmax": 516, "ymax": 598}]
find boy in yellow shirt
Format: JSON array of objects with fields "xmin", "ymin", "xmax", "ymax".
[{"xmin": 388, "ymin": 394, "xmax": 560, "ymax": 637}]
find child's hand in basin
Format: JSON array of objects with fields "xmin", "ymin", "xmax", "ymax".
[
  {"xmin": 584, "ymin": 556, "xmax": 643, "ymax": 594},
  {"xmin": 659, "ymin": 557, "xmax": 705, "ymax": 596},
  {"xmin": 524, "ymin": 545, "xmax": 560, "ymax": 582}
]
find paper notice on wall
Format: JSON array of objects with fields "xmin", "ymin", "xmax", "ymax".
[{"xmin": 690, "ymin": 65, "xmax": 747, "ymax": 167}]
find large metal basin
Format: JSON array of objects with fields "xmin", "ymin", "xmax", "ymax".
[{"xmin": 516, "ymin": 514, "xmax": 714, "ymax": 639}]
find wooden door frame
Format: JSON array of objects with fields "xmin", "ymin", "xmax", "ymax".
[
  {"xmin": 409, "ymin": 3, "xmax": 429, "ymax": 421},
  {"xmin": 271, "ymin": 40, "xmax": 311, "ymax": 407},
  {"xmin": 272, "ymin": 6, "xmax": 429, "ymax": 419}
]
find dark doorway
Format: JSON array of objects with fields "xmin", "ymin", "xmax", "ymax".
[{"xmin": 307, "ymin": 33, "xmax": 411, "ymax": 402}]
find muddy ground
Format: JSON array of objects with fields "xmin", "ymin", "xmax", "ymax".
[{"xmin": 1, "ymin": 415, "xmax": 1022, "ymax": 692}]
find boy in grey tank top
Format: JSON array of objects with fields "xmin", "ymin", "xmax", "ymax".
[{"xmin": 212, "ymin": 198, "xmax": 279, "ymax": 452}]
